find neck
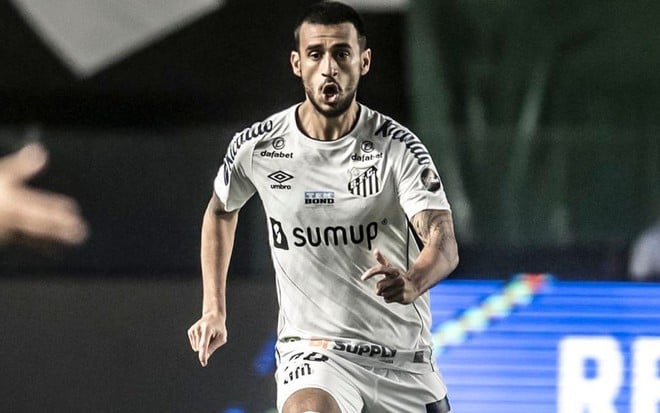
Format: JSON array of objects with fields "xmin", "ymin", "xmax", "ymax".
[{"xmin": 297, "ymin": 100, "xmax": 359, "ymax": 141}]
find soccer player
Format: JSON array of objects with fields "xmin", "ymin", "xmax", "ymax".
[
  {"xmin": 0, "ymin": 143, "xmax": 88, "ymax": 247},
  {"xmin": 187, "ymin": 2, "xmax": 458, "ymax": 412}
]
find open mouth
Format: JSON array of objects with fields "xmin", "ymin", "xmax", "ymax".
[{"xmin": 322, "ymin": 83, "xmax": 340, "ymax": 103}]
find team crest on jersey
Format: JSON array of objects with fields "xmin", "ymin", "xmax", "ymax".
[{"xmin": 348, "ymin": 165, "xmax": 379, "ymax": 198}]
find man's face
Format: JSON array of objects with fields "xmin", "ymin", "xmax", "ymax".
[{"xmin": 291, "ymin": 22, "xmax": 371, "ymax": 118}]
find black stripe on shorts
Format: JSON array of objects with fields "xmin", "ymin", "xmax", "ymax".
[{"xmin": 425, "ymin": 396, "xmax": 451, "ymax": 413}]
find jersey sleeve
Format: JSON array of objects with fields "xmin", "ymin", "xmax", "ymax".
[
  {"xmin": 396, "ymin": 137, "xmax": 451, "ymax": 219},
  {"xmin": 213, "ymin": 133, "xmax": 257, "ymax": 212}
]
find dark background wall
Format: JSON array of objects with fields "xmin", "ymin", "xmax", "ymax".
[
  {"xmin": 0, "ymin": 275, "xmax": 280, "ymax": 413},
  {"xmin": 0, "ymin": 0, "xmax": 413, "ymax": 277},
  {"xmin": 1, "ymin": 1, "xmax": 657, "ymax": 278},
  {"xmin": 0, "ymin": 0, "xmax": 407, "ymax": 127},
  {"xmin": 0, "ymin": 5, "xmax": 410, "ymax": 411}
]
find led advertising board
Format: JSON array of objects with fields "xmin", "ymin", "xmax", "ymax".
[{"xmin": 223, "ymin": 275, "xmax": 660, "ymax": 413}]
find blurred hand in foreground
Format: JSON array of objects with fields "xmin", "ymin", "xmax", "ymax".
[{"xmin": 0, "ymin": 143, "xmax": 89, "ymax": 248}]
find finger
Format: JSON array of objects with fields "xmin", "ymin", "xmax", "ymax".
[
  {"xmin": 376, "ymin": 277, "xmax": 404, "ymax": 296},
  {"xmin": 380, "ymin": 284, "xmax": 403, "ymax": 299},
  {"xmin": 188, "ymin": 326, "xmax": 199, "ymax": 351},
  {"xmin": 13, "ymin": 190, "xmax": 89, "ymax": 245},
  {"xmin": 362, "ymin": 250, "xmax": 387, "ymax": 281},
  {"xmin": 0, "ymin": 144, "xmax": 48, "ymax": 181},
  {"xmin": 18, "ymin": 215, "xmax": 88, "ymax": 245},
  {"xmin": 362, "ymin": 263, "xmax": 401, "ymax": 281},
  {"xmin": 361, "ymin": 266, "xmax": 383, "ymax": 281},
  {"xmin": 361, "ymin": 266, "xmax": 396, "ymax": 281},
  {"xmin": 373, "ymin": 248, "xmax": 389, "ymax": 266},
  {"xmin": 198, "ymin": 328, "xmax": 213, "ymax": 367},
  {"xmin": 383, "ymin": 291, "xmax": 404, "ymax": 303}
]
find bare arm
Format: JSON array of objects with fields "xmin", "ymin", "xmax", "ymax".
[
  {"xmin": 407, "ymin": 209, "xmax": 459, "ymax": 294},
  {"xmin": 362, "ymin": 209, "xmax": 458, "ymax": 304},
  {"xmin": 187, "ymin": 193, "xmax": 239, "ymax": 366}
]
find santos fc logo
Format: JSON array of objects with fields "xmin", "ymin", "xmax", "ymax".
[
  {"xmin": 348, "ymin": 165, "xmax": 379, "ymax": 198},
  {"xmin": 269, "ymin": 218, "xmax": 378, "ymax": 250}
]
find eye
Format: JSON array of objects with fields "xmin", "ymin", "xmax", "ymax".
[
  {"xmin": 308, "ymin": 51, "xmax": 321, "ymax": 60},
  {"xmin": 336, "ymin": 50, "xmax": 350, "ymax": 60}
]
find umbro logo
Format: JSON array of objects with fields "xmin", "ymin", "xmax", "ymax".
[
  {"xmin": 268, "ymin": 170, "xmax": 293, "ymax": 190},
  {"xmin": 268, "ymin": 170, "xmax": 293, "ymax": 183}
]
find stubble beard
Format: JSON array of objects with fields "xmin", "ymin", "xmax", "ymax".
[{"xmin": 304, "ymin": 84, "xmax": 357, "ymax": 118}]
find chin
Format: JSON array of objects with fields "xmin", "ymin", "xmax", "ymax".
[{"xmin": 314, "ymin": 98, "xmax": 354, "ymax": 118}]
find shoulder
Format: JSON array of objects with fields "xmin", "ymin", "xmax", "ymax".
[
  {"xmin": 219, "ymin": 106, "xmax": 296, "ymax": 185},
  {"xmin": 227, "ymin": 105, "xmax": 294, "ymax": 151},
  {"xmin": 359, "ymin": 104, "xmax": 433, "ymax": 166}
]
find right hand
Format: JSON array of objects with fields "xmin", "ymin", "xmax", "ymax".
[{"xmin": 187, "ymin": 313, "xmax": 227, "ymax": 367}]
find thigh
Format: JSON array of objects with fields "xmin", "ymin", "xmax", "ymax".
[
  {"xmin": 365, "ymin": 369, "xmax": 450, "ymax": 413},
  {"xmin": 276, "ymin": 349, "xmax": 364, "ymax": 413},
  {"xmin": 282, "ymin": 388, "xmax": 340, "ymax": 413}
]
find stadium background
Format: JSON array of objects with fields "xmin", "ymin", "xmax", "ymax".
[{"xmin": 0, "ymin": 1, "xmax": 658, "ymax": 412}]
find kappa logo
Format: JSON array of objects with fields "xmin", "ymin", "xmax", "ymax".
[
  {"xmin": 375, "ymin": 118, "xmax": 432, "ymax": 166},
  {"xmin": 268, "ymin": 170, "xmax": 293, "ymax": 190},
  {"xmin": 269, "ymin": 217, "xmax": 289, "ymax": 250},
  {"xmin": 221, "ymin": 120, "xmax": 273, "ymax": 185},
  {"xmin": 348, "ymin": 165, "xmax": 379, "ymax": 197}
]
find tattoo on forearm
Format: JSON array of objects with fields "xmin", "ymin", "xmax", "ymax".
[{"xmin": 413, "ymin": 210, "xmax": 457, "ymax": 262}]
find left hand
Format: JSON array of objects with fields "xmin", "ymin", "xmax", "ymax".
[{"xmin": 361, "ymin": 249, "xmax": 419, "ymax": 304}]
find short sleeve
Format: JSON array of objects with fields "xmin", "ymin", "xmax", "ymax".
[
  {"xmin": 397, "ymin": 140, "xmax": 451, "ymax": 219},
  {"xmin": 213, "ymin": 137, "xmax": 257, "ymax": 212}
]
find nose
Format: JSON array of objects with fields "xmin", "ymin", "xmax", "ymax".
[{"xmin": 322, "ymin": 53, "xmax": 338, "ymax": 78}]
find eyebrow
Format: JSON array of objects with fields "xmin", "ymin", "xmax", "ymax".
[{"xmin": 305, "ymin": 42, "xmax": 353, "ymax": 52}]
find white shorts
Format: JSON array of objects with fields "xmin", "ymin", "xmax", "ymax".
[{"xmin": 275, "ymin": 347, "xmax": 451, "ymax": 413}]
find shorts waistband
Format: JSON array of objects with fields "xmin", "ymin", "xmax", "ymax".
[{"xmin": 277, "ymin": 337, "xmax": 435, "ymax": 372}]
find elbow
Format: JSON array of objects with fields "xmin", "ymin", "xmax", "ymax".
[
  {"xmin": 450, "ymin": 252, "xmax": 459, "ymax": 272},
  {"xmin": 447, "ymin": 241, "xmax": 459, "ymax": 272}
]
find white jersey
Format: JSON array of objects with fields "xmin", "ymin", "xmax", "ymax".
[{"xmin": 214, "ymin": 103, "xmax": 451, "ymax": 373}]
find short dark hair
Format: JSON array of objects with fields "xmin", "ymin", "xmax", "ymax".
[{"xmin": 294, "ymin": 1, "xmax": 367, "ymax": 51}]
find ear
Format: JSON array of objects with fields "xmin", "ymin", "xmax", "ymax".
[
  {"xmin": 360, "ymin": 48, "xmax": 372, "ymax": 76},
  {"xmin": 290, "ymin": 50, "xmax": 301, "ymax": 78}
]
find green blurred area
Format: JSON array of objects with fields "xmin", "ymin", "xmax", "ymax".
[{"xmin": 407, "ymin": 0, "xmax": 660, "ymax": 246}]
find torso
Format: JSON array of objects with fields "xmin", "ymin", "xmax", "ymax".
[{"xmin": 215, "ymin": 103, "xmax": 450, "ymax": 372}]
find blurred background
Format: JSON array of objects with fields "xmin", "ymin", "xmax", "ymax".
[{"xmin": 0, "ymin": 0, "xmax": 658, "ymax": 412}]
